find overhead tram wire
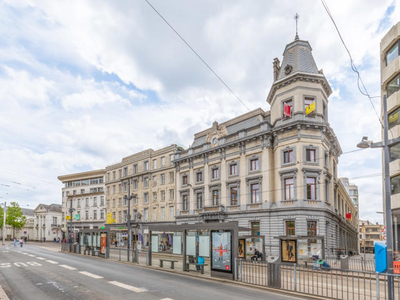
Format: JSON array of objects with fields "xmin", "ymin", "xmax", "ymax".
[
  {"xmin": 320, "ymin": 0, "xmax": 384, "ymax": 130},
  {"xmin": 143, "ymin": 0, "xmax": 251, "ymax": 111}
]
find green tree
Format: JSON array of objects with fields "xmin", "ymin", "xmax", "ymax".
[{"xmin": 6, "ymin": 202, "xmax": 26, "ymax": 238}]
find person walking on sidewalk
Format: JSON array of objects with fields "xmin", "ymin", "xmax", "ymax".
[
  {"xmin": 13, "ymin": 238, "xmax": 17, "ymax": 248},
  {"xmin": 19, "ymin": 238, "xmax": 23, "ymax": 247}
]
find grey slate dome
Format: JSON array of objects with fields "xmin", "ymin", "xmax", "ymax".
[{"xmin": 278, "ymin": 39, "xmax": 319, "ymax": 80}]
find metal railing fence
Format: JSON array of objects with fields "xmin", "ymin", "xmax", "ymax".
[
  {"xmin": 325, "ymin": 257, "xmax": 376, "ymax": 272},
  {"xmin": 237, "ymin": 260, "xmax": 400, "ymax": 300}
]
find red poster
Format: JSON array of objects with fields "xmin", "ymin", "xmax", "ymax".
[{"xmin": 100, "ymin": 233, "xmax": 107, "ymax": 254}]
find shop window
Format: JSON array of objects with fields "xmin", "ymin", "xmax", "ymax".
[{"xmin": 286, "ymin": 221, "xmax": 295, "ymax": 236}]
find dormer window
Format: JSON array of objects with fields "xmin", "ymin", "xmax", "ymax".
[{"xmin": 283, "ymin": 99, "xmax": 292, "ymax": 119}]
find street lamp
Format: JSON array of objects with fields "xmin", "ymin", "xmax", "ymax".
[
  {"xmin": 69, "ymin": 199, "xmax": 75, "ymax": 248},
  {"xmin": 1, "ymin": 201, "xmax": 6, "ymax": 245},
  {"xmin": 357, "ymin": 94, "xmax": 397, "ymax": 300},
  {"xmin": 123, "ymin": 178, "xmax": 137, "ymax": 262}
]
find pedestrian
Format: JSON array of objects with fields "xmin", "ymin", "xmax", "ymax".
[
  {"xmin": 24, "ymin": 236, "xmax": 27, "ymax": 243},
  {"xmin": 251, "ymin": 248, "xmax": 263, "ymax": 262},
  {"xmin": 53, "ymin": 237, "xmax": 56, "ymax": 243},
  {"xmin": 14, "ymin": 238, "xmax": 17, "ymax": 248},
  {"xmin": 19, "ymin": 238, "xmax": 23, "ymax": 248}
]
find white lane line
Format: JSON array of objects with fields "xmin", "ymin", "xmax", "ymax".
[
  {"xmin": 2, "ymin": 251, "xmax": 9, "ymax": 253},
  {"xmin": 108, "ymin": 281, "xmax": 146, "ymax": 293},
  {"xmin": 46, "ymin": 260, "xmax": 59, "ymax": 264},
  {"xmin": 28, "ymin": 254, "xmax": 36, "ymax": 257},
  {"xmin": 79, "ymin": 271, "xmax": 103, "ymax": 279},
  {"xmin": 36, "ymin": 257, "xmax": 45, "ymax": 260},
  {"xmin": 160, "ymin": 298, "xmax": 174, "ymax": 300},
  {"xmin": 60, "ymin": 265, "xmax": 77, "ymax": 270}
]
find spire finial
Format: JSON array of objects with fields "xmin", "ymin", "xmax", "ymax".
[{"xmin": 294, "ymin": 13, "xmax": 299, "ymax": 40}]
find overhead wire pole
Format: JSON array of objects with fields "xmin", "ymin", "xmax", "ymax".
[
  {"xmin": 2, "ymin": 202, "xmax": 5, "ymax": 245},
  {"xmin": 144, "ymin": 0, "xmax": 251, "ymax": 112}
]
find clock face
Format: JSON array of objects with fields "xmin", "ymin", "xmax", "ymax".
[{"xmin": 212, "ymin": 138, "xmax": 218, "ymax": 145}]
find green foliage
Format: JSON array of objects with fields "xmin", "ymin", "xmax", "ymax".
[{"xmin": 6, "ymin": 202, "xmax": 26, "ymax": 230}]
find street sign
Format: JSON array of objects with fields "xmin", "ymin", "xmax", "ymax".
[
  {"xmin": 75, "ymin": 214, "xmax": 80, "ymax": 220},
  {"xmin": 382, "ymin": 226, "xmax": 387, "ymax": 240},
  {"xmin": 65, "ymin": 216, "xmax": 71, "ymax": 220}
]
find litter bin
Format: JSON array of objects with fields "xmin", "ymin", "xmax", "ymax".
[
  {"xmin": 340, "ymin": 255, "xmax": 349, "ymax": 270},
  {"xmin": 267, "ymin": 256, "xmax": 281, "ymax": 288}
]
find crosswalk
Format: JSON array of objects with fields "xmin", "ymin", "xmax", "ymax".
[{"xmin": 1, "ymin": 248, "xmax": 172, "ymax": 299}]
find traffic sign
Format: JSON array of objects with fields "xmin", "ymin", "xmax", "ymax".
[
  {"xmin": 382, "ymin": 226, "xmax": 387, "ymax": 240},
  {"xmin": 65, "ymin": 216, "xmax": 71, "ymax": 220}
]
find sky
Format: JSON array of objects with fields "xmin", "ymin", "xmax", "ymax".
[{"xmin": 0, "ymin": 0, "xmax": 398, "ymax": 224}]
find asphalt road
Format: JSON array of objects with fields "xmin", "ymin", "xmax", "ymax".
[{"xmin": 0, "ymin": 244, "xmax": 308, "ymax": 300}]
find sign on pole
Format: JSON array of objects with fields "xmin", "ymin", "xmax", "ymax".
[{"xmin": 65, "ymin": 215, "xmax": 71, "ymax": 220}]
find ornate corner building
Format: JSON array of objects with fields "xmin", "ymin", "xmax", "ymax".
[{"xmin": 173, "ymin": 36, "xmax": 359, "ymax": 256}]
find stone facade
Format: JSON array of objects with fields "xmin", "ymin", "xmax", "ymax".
[
  {"xmin": 174, "ymin": 37, "xmax": 359, "ymax": 256},
  {"xmin": 33, "ymin": 204, "xmax": 62, "ymax": 241},
  {"xmin": 381, "ymin": 21, "xmax": 400, "ymax": 252},
  {"xmin": 105, "ymin": 145, "xmax": 178, "ymax": 229},
  {"xmin": 58, "ymin": 169, "xmax": 106, "ymax": 235},
  {"xmin": 2, "ymin": 208, "xmax": 34, "ymax": 240},
  {"xmin": 359, "ymin": 220, "xmax": 384, "ymax": 254}
]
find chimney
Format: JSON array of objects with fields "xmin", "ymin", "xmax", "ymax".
[{"xmin": 273, "ymin": 58, "xmax": 281, "ymax": 81}]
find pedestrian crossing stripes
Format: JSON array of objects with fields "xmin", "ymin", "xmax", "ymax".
[
  {"xmin": 60, "ymin": 265, "xmax": 77, "ymax": 270},
  {"xmin": 108, "ymin": 281, "xmax": 146, "ymax": 293},
  {"xmin": 46, "ymin": 260, "xmax": 58, "ymax": 264},
  {"xmin": 36, "ymin": 257, "xmax": 45, "ymax": 260},
  {"xmin": 79, "ymin": 271, "xmax": 103, "ymax": 279}
]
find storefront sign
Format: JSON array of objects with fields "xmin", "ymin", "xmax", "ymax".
[
  {"xmin": 211, "ymin": 230, "xmax": 232, "ymax": 273},
  {"xmin": 281, "ymin": 240, "xmax": 297, "ymax": 263}
]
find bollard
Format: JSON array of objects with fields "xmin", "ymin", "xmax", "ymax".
[
  {"xmin": 136, "ymin": 249, "xmax": 139, "ymax": 264},
  {"xmin": 376, "ymin": 273, "xmax": 380, "ymax": 300},
  {"xmin": 146, "ymin": 250, "xmax": 149, "ymax": 266},
  {"xmin": 119, "ymin": 249, "xmax": 121, "ymax": 261},
  {"xmin": 234, "ymin": 258, "xmax": 237, "ymax": 280},
  {"xmin": 294, "ymin": 264, "xmax": 297, "ymax": 291}
]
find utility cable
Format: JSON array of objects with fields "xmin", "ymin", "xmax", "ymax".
[
  {"xmin": 321, "ymin": 0, "xmax": 384, "ymax": 130},
  {"xmin": 143, "ymin": 0, "xmax": 251, "ymax": 111}
]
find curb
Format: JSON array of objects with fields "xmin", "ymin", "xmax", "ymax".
[
  {"xmin": 60, "ymin": 251, "xmax": 325, "ymax": 300},
  {"xmin": 0, "ymin": 285, "xmax": 9, "ymax": 300}
]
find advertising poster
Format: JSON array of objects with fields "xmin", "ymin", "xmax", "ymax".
[
  {"xmin": 211, "ymin": 231, "xmax": 232, "ymax": 273},
  {"xmin": 282, "ymin": 240, "xmax": 296, "ymax": 263},
  {"xmin": 238, "ymin": 239, "xmax": 245, "ymax": 258},
  {"xmin": 186, "ymin": 235, "xmax": 196, "ymax": 256},
  {"xmin": 199, "ymin": 236, "xmax": 210, "ymax": 257},
  {"xmin": 100, "ymin": 233, "xmax": 107, "ymax": 254},
  {"xmin": 173, "ymin": 236, "xmax": 182, "ymax": 254}
]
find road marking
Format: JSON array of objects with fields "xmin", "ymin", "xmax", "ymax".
[
  {"xmin": 160, "ymin": 298, "xmax": 174, "ymax": 300},
  {"xmin": 60, "ymin": 265, "xmax": 77, "ymax": 270},
  {"xmin": 46, "ymin": 260, "xmax": 59, "ymax": 264},
  {"xmin": 108, "ymin": 281, "xmax": 145, "ymax": 293},
  {"xmin": 28, "ymin": 254, "xmax": 36, "ymax": 257},
  {"xmin": 27, "ymin": 262, "xmax": 42, "ymax": 266},
  {"xmin": 0, "ymin": 263, "xmax": 11, "ymax": 268},
  {"xmin": 14, "ymin": 262, "xmax": 27, "ymax": 267},
  {"xmin": 2, "ymin": 251, "xmax": 9, "ymax": 253},
  {"xmin": 36, "ymin": 257, "xmax": 45, "ymax": 260},
  {"xmin": 79, "ymin": 271, "xmax": 103, "ymax": 279}
]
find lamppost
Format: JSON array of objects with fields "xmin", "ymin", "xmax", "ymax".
[
  {"xmin": 1, "ymin": 201, "xmax": 6, "ymax": 245},
  {"xmin": 123, "ymin": 178, "xmax": 137, "ymax": 262},
  {"xmin": 69, "ymin": 199, "xmax": 75, "ymax": 248},
  {"xmin": 357, "ymin": 94, "xmax": 398, "ymax": 300}
]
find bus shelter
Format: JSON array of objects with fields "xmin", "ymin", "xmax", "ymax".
[
  {"xmin": 277, "ymin": 235, "xmax": 325, "ymax": 264},
  {"xmin": 148, "ymin": 222, "xmax": 250, "ymax": 280},
  {"xmin": 77, "ymin": 228, "xmax": 111, "ymax": 258}
]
